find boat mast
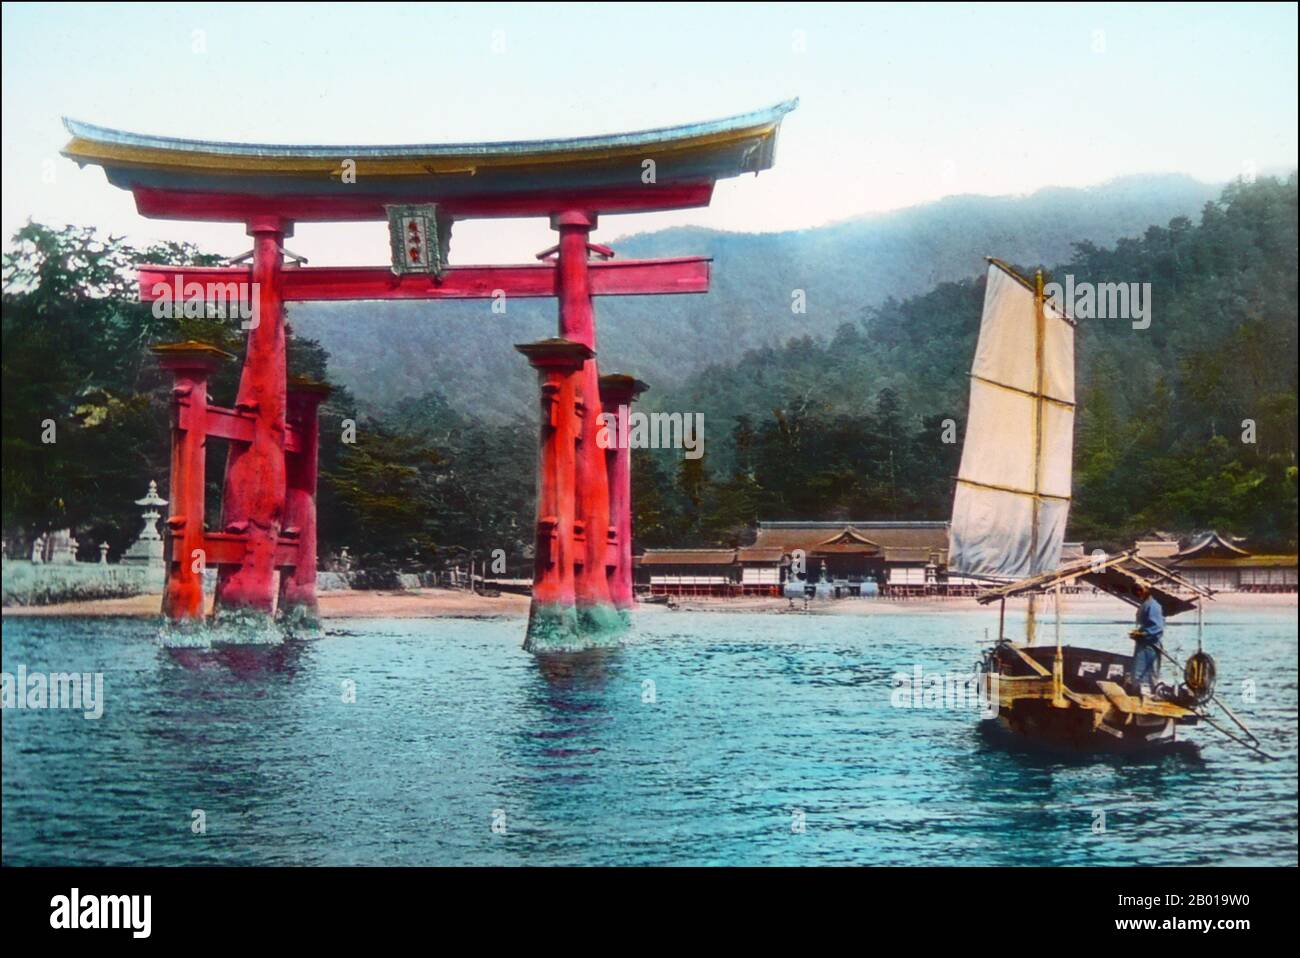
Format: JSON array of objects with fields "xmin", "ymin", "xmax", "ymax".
[
  {"xmin": 1051, "ymin": 580, "xmax": 1066, "ymax": 707},
  {"xmin": 1026, "ymin": 268, "xmax": 1047, "ymax": 645}
]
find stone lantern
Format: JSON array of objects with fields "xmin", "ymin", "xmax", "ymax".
[{"xmin": 122, "ymin": 480, "xmax": 169, "ymax": 569}]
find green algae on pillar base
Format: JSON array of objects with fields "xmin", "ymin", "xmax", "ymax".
[
  {"xmin": 576, "ymin": 602, "xmax": 628, "ymax": 645},
  {"xmin": 156, "ymin": 613, "xmax": 212, "ymax": 649},
  {"xmin": 206, "ymin": 605, "xmax": 286, "ymax": 647},
  {"xmin": 278, "ymin": 603, "xmax": 323, "ymax": 639},
  {"xmin": 156, "ymin": 604, "xmax": 287, "ymax": 649},
  {"xmin": 523, "ymin": 601, "xmax": 586, "ymax": 653},
  {"xmin": 522, "ymin": 601, "xmax": 627, "ymax": 653}
]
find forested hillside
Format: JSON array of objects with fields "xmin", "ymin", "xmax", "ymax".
[{"xmin": 292, "ymin": 173, "xmax": 1221, "ymax": 420}]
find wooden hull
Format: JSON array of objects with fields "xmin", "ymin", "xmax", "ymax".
[
  {"xmin": 980, "ymin": 643, "xmax": 1198, "ymax": 756},
  {"xmin": 984, "ymin": 701, "xmax": 1180, "ymax": 754}
]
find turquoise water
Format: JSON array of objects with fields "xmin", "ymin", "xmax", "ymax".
[{"xmin": 2, "ymin": 608, "xmax": 1296, "ymax": 865}]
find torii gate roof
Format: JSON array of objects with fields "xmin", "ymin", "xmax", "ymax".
[{"xmin": 61, "ymin": 100, "xmax": 797, "ymax": 222}]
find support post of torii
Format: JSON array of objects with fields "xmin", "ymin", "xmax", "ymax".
[
  {"xmin": 552, "ymin": 211, "xmax": 621, "ymax": 639},
  {"xmin": 279, "ymin": 376, "xmax": 331, "ymax": 629},
  {"xmin": 213, "ymin": 217, "xmax": 290, "ymax": 627},
  {"xmin": 153, "ymin": 341, "xmax": 232, "ymax": 624},
  {"xmin": 516, "ymin": 338, "xmax": 592, "ymax": 650},
  {"xmin": 598, "ymin": 374, "xmax": 648, "ymax": 618}
]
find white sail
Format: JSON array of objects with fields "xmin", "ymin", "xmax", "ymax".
[{"xmin": 948, "ymin": 260, "xmax": 1075, "ymax": 578}]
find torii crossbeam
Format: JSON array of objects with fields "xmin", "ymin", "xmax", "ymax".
[{"xmin": 62, "ymin": 99, "xmax": 796, "ymax": 650}]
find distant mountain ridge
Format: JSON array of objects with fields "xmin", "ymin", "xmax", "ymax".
[{"xmin": 291, "ymin": 173, "xmax": 1223, "ymax": 420}]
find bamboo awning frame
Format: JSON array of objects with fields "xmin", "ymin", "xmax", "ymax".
[{"xmin": 976, "ymin": 549, "xmax": 1213, "ymax": 615}]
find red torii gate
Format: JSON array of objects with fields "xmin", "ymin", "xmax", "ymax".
[{"xmin": 61, "ymin": 101, "xmax": 795, "ymax": 649}]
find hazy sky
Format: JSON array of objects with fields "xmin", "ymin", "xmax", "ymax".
[{"xmin": 3, "ymin": 2, "xmax": 1296, "ymax": 264}]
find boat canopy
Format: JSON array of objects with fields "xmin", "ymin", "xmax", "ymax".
[
  {"xmin": 975, "ymin": 550, "xmax": 1212, "ymax": 617},
  {"xmin": 60, "ymin": 100, "xmax": 798, "ymax": 220}
]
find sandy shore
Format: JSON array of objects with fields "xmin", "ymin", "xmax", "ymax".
[
  {"xmin": 3, "ymin": 588, "xmax": 1293, "ymax": 620},
  {"xmin": 1, "ymin": 588, "xmax": 531, "ymax": 619},
  {"xmin": 654, "ymin": 591, "xmax": 1297, "ymax": 616}
]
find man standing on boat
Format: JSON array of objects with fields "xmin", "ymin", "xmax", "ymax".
[{"xmin": 1127, "ymin": 583, "xmax": 1164, "ymax": 694}]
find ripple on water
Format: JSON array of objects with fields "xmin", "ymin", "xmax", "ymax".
[{"xmin": 1, "ymin": 609, "xmax": 1296, "ymax": 865}]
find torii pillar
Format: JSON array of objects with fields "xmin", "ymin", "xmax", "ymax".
[
  {"xmin": 516, "ymin": 338, "xmax": 592, "ymax": 650},
  {"xmin": 598, "ymin": 374, "xmax": 648, "ymax": 619},
  {"xmin": 553, "ymin": 210, "xmax": 622, "ymax": 639},
  {"xmin": 153, "ymin": 342, "xmax": 233, "ymax": 624},
  {"xmin": 214, "ymin": 216, "xmax": 290, "ymax": 624},
  {"xmin": 279, "ymin": 376, "xmax": 330, "ymax": 628}
]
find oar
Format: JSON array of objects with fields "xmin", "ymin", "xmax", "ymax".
[
  {"xmin": 1197, "ymin": 712, "xmax": 1281, "ymax": 762},
  {"xmin": 1155, "ymin": 646, "xmax": 1265, "ymax": 748}
]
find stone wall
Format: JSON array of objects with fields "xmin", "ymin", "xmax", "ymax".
[
  {"xmin": 3, "ymin": 561, "xmax": 454, "ymax": 607},
  {"xmin": 1, "ymin": 559, "xmax": 162, "ymax": 607}
]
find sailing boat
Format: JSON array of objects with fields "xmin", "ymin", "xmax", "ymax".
[{"xmin": 948, "ymin": 259, "xmax": 1246, "ymax": 754}]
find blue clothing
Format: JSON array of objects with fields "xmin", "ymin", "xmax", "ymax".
[
  {"xmin": 1132, "ymin": 642, "xmax": 1161, "ymax": 688},
  {"xmin": 1134, "ymin": 596, "xmax": 1164, "ymax": 645},
  {"xmin": 1130, "ymin": 596, "xmax": 1164, "ymax": 688}
]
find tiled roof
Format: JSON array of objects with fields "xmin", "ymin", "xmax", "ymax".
[
  {"xmin": 809, "ymin": 542, "xmax": 879, "ymax": 555},
  {"xmin": 752, "ymin": 522, "xmax": 949, "ymax": 554},
  {"xmin": 1135, "ymin": 539, "xmax": 1179, "ymax": 559},
  {"xmin": 1175, "ymin": 555, "xmax": 1296, "ymax": 568},
  {"xmin": 640, "ymin": 549, "xmax": 737, "ymax": 566},
  {"xmin": 1173, "ymin": 532, "xmax": 1251, "ymax": 561},
  {"xmin": 882, "ymin": 546, "xmax": 947, "ymax": 563},
  {"xmin": 736, "ymin": 547, "xmax": 786, "ymax": 562},
  {"xmin": 639, "ymin": 522, "xmax": 957, "ymax": 568}
]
